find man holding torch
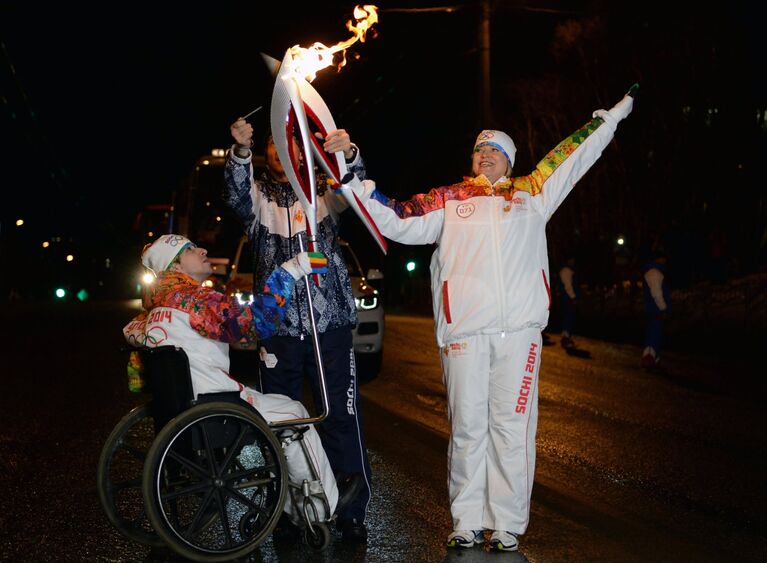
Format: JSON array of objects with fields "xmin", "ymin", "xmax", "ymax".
[{"xmin": 223, "ymin": 119, "xmax": 372, "ymax": 542}]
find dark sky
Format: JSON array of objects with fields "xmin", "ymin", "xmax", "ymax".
[{"xmin": 1, "ymin": 1, "xmax": 763, "ymax": 273}]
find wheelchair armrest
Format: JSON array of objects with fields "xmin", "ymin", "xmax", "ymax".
[{"xmin": 195, "ymin": 392, "xmax": 267, "ymax": 425}]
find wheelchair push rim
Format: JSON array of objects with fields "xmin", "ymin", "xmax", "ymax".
[{"xmin": 142, "ymin": 402, "xmax": 287, "ymax": 562}]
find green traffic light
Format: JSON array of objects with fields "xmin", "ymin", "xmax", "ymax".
[
  {"xmin": 406, "ymin": 261, "xmax": 416, "ymax": 272},
  {"xmin": 55, "ymin": 288, "xmax": 66, "ymax": 298}
]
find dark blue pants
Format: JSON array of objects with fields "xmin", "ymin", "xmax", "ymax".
[
  {"xmin": 257, "ymin": 327, "xmax": 372, "ymax": 522},
  {"xmin": 560, "ymin": 296, "xmax": 576, "ymax": 335},
  {"xmin": 644, "ymin": 313, "xmax": 664, "ymax": 355}
]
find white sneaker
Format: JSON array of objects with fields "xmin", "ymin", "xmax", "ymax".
[
  {"xmin": 446, "ymin": 529, "xmax": 484, "ymax": 548},
  {"xmin": 489, "ymin": 530, "xmax": 519, "ymax": 551}
]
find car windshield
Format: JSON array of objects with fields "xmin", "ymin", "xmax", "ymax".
[{"xmin": 340, "ymin": 241, "xmax": 364, "ymax": 278}]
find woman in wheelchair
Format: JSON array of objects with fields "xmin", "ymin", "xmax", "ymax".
[{"xmin": 124, "ymin": 234, "xmax": 360, "ymax": 530}]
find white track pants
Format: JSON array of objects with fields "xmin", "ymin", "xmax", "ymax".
[
  {"xmin": 442, "ymin": 329, "xmax": 541, "ymax": 533},
  {"xmin": 241, "ymin": 388, "xmax": 339, "ymax": 522}
]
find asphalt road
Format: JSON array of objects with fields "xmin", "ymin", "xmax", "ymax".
[
  {"xmin": 364, "ymin": 314, "xmax": 767, "ymax": 563},
  {"xmin": 1, "ymin": 301, "xmax": 765, "ymax": 562},
  {"xmin": 0, "ymin": 301, "xmax": 475, "ymax": 563}
]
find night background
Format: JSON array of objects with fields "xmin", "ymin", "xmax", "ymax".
[
  {"xmin": 2, "ymin": 1, "xmax": 765, "ymax": 304},
  {"xmin": 2, "ymin": 2, "xmax": 767, "ymax": 561}
]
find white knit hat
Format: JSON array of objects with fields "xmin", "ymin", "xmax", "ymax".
[
  {"xmin": 141, "ymin": 234, "xmax": 194, "ymax": 275},
  {"xmin": 474, "ymin": 130, "xmax": 517, "ymax": 168}
]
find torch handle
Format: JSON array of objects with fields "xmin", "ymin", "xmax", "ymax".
[
  {"xmin": 299, "ymin": 234, "xmax": 321, "ymax": 287},
  {"xmin": 271, "ymin": 230, "xmax": 329, "ymax": 428}
]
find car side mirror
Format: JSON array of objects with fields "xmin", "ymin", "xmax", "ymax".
[{"xmin": 366, "ymin": 268, "xmax": 384, "ymax": 280}]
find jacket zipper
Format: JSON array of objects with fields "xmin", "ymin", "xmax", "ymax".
[
  {"xmin": 287, "ymin": 205, "xmax": 306, "ymax": 340},
  {"xmin": 490, "ymin": 192, "xmax": 507, "ymax": 335}
]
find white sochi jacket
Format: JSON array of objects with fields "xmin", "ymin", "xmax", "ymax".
[{"xmin": 353, "ymin": 100, "xmax": 632, "ymax": 346}]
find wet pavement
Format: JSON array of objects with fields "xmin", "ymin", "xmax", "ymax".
[
  {"xmin": 0, "ymin": 301, "xmax": 515, "ymax": 562},
  {"xmin": 1, "ymin": 301, "xmax": 765, "ymax": 562}
]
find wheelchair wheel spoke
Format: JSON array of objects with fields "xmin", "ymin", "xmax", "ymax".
[
  {"xmin": 184, "ymin": 489, "xmax": 217, "ymax": 536},
  {"xmin": 160, "ymin": 479, "xmax": 210, "ymax": 502},
  {"xmin": 224, "ymin": 482, "xmax": 274, "ymax": 513},
  {"xmin": 246, "ymin": 462, "xmax": 281, "ymax": 479},
  {"xmin": 199, "ymin": 420, "xmax": 220, "ymax": 476},
  {"xmin": 167, "ymin": 448, "xmax": 210, "ymax": 480},
  {"xmin": 232, "ymin": 470, "xmax": 284, "ymax": 489},
  {"xmin": 234, "ymin": 474, "xmax": 280, "ymax": 490},
  {"xmin": 215, "ymin": 489, "xmax": 234, "ymax": 547},
  {"xmin": 218, "ymin": 425, "xmax": 249, "ymax": 475}
]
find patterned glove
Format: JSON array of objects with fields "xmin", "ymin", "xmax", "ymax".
[{"xmin": 281, "ymin": 252, "xmax": 329, "ymax": 279}]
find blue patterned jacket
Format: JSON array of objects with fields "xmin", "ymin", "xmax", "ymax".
[{"xmin": 223, "ymin": 148, "xmax": 366, "ymax": 337}]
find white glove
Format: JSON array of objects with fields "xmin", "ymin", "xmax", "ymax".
[
  {"xmin": 609, "ymin": 83, "xmax": 639, "ymax": 121},
  {"xmin": 594, "ymin": 83, "xmax": 638, "ymax": 123},
  {"xmin": 336, "ymin": 172, "xmax": 376, "ymax": 201}
]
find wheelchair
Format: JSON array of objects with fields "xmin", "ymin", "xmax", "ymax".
[{"xmin": 97, "ymin": 345, "xmax": 334, "ymax": 561}]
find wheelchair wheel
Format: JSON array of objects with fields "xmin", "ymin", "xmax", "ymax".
[
  {"xmin": 97, "ymin": 404, "xmax": 163, "ymax": 547},
  {"xmin": 304, "ymin": 522, "xmax": 331, "ymax": 551},
  {"xmin": 142, "ymin": 402, "xmax": 287, "ymax": 562}
]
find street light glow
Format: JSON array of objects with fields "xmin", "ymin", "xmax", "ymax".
[
  {"xmin": 42, "ymin": 241, "xmax": 50, "ymax": 248},
  {"xmin": 617, "ymin": 237, "xmax": 625, "ymax": 246},
  {"xmin": 16, "ymin": 219, "xmax": 24, "ymax": 226},
  {"xmin": 66, "ymin": 254, "xmax": 74, "ymax": 262}
]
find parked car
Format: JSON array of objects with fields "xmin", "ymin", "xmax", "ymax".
[
  {"xmin": 339, "ymin": 238, "xmax": 385, "ymax": 383},
  {"xmin": 223, "ymin": 236, "xmax": 384, "ymax": 382}
]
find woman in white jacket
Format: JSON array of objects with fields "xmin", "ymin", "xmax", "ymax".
[{"xmin": 346, "ymin": 86, "xmax": 637, "ymax": 551}]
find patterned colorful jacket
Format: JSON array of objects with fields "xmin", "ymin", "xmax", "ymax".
[
  {"xmin": 352, "ymin": 107, "xmax": 629, "ymax": 346},
  {"xmin": 123, "ymin": 268, "xmax": 295, "ymax": 397},
  {"xmin": 223, "ymin": 149, "xmax": 366, "ymax": 338}
]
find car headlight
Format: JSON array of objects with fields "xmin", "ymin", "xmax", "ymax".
[{"xmin": 355, "ymin": 295, "xmax": 378, "ymax": 310}]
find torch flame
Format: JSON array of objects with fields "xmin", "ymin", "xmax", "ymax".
[{"xmin": 287, "ymin": 5, "xmax": 378, "ymax": 82}]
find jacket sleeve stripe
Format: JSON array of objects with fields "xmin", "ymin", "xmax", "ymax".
[{"xmin": 512, "ymin": 117, "xmax": 605, "ymax": 196}]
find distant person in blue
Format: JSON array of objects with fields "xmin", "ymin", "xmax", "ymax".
[
  {"xmin": 558, "ymin": 256, "xmax": 578, "ymax": 349},
  {"xmin": 641, "ymin": 250, "xmax": 670, "ymax": 369}
]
